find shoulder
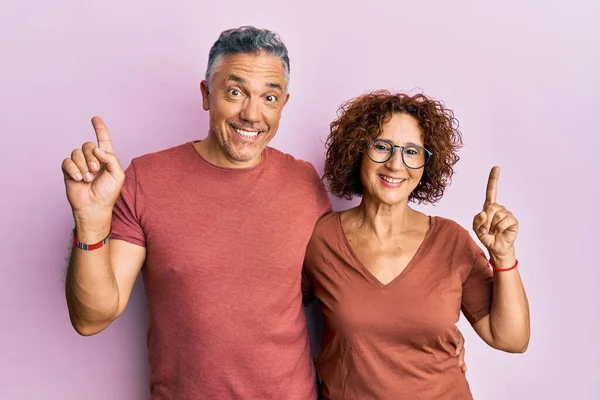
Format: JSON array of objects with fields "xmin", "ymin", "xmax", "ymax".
[
  {"xmin": 305, "ymin": 211, "xmax": 339, "ymax": 261},
  {"xmin": 125, "ymin": 142, "xmax": 194, "ymax": 184},
  {"xmin": 314, "ymin": 211, "xmax": 338, "ymax": 231},
  {"xmin": 307, "ymin": 211, "xmax": 339, "ymax": 246},
  {"xmin": 431, "ymin": 216, "xmax": 470, "ymax": 237},
  {"xmin": 430, "ymin": 215, "xmax": 486, "ymax": 260},
  {"xmin": 265, "ymin": 147, "xmax": 327, "ymax": 204},
  {"xmin": 129, "ymin": 142, "xmax": 192, "ymax": 171},
  {"xmin": 265, "ymin": 147, "xmax": 319, "ymax": 177}
]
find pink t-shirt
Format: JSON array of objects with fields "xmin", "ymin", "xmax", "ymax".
[{"xmin": 111, "ymin": 142, "xmax": 331, "ymax": 399}]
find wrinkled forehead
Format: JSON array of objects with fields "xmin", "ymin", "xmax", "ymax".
[{"xmin": 212, "ymin": 52, "xmax": 288, "ymax": 90}]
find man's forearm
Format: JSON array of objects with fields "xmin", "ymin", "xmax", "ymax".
[{"xmin": 66, "ymin": 218, "xmax": 119, "ymax": 335}]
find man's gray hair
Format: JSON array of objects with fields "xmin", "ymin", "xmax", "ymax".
[{"xmin": 205, "ymin": 26, "xmax": 290, "ymax": 89}]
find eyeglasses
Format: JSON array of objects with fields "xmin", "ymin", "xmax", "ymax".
[{"xmin": 366, "ymin": 139, "xmax": 433, "ymax": 169}]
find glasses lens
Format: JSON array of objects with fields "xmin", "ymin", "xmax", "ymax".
[
  {"xmin": 368, "ymin": 140, "xmax": 393, "ymax": 163},
  {"xmin": 402, "ymin": 145, "xmax": 428, "ymax": 169}
]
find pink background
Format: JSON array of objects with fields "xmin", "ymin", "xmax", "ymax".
[{"xmin": 1, "ymin": 0, "xmax": 598, "ymax": 399}]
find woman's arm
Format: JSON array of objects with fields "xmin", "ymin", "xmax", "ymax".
[
  {"xmin": 470, "ymin": 166, "xmax": 530, "ymax": 353},
  {"xmin": 472, "ymin": 254, "xmax": 530, "ymax": 353}
]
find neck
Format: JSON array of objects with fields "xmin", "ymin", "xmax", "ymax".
[
  {"xmin": 195, "ymin": 134, "xmax": 261, "ymax": 169},
  {"xmin": 355, "ymin": 196, "xmax": 413, "ymax": 239}
]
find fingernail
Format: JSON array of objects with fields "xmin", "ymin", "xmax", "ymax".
[
  {"xmin": 85, "ymin": 172, "xmax": 93, "ymax": 181},
  {"xmin": 95, "ymin": 147, "xmax": 105, "ymax": 155},
  {"xmin": 89, "ymin": 161, "xmax": 98, "ymax": 171},
  {"xmin": 480, "ymin": 228, "xmax": 487, "ymax": 234},
  {"xmin": 75, "ymin": 172, "xmax": 83, "ymax": 181}
]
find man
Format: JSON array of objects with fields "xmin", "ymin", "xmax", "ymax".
[{"xmin": 61, "ymin": 26, "xmax": 465, "ymax": 399}]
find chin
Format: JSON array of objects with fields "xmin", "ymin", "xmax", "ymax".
[
  {"xmin": 223, "ymin": 139, "xmax": 263, "ymax": 162},
  {"xmin": 373, "ymin": 192, "xmax": 409, "ymax": 206}
]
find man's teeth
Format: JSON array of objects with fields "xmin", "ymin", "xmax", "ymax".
[
  {"xmin": 381, "ymin": 176, "xmax": 404, "ymax": 184},
  {"xmin": 234, "ymin": 128, "xmax": 259, "ymax": 138}
]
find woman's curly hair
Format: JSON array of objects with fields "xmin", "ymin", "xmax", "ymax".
[{"xmin": 323, "ymin": 90, "xmax": 463, "ymax": 204}]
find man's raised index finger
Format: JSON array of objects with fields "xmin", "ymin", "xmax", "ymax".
[{"xmin": 91, "ymin": 116, "xmax": 114, "ymax": 153}]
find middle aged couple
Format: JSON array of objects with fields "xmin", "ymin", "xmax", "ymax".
[{"xmin": 62, "ymin": 25, "xmax": 530, "ymax": 400}]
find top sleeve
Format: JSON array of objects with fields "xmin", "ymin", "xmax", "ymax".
[
  {"xmin": 110, "ymin": 160, "xmax": 146, "ymax": 247},
  {"xmin": 302, "ymin": 162, "xmax": 330, "ymax": 307},
  {"xmin": 460, "ymin": 233, "xmax": 494, "ymax": 325},
  {"xmin": 306, "ymin": 162, "xmax": 332, "ymax": 218}
]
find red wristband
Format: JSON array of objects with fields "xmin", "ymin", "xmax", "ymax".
[
  {"xmin": 489, "ymin": 258, "xmax": 518, "ymax": 272},
  {"xmin": 72, "ymin": 228, "xmax": 111, "ymax": 251}
]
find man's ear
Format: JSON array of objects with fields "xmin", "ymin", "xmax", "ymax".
[
  {"xmin": 282, "ymin": 92, "xmax": 290, "ymax": 109},
  {"xmin": 200, "ymin": 80, "xmax": 210, "ymax": 111}
]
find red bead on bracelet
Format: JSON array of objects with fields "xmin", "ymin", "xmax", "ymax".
[
  {"xmin": 489, "ymin": 258, "xmax": 519, "ymax": 272},
  {"xmin": 72, "ymin": 228, "xmax": 111, "ymax": 251}
]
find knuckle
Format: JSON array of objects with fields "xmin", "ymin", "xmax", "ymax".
[
  {"xmin": 487, "ymin": 205, "xmax": 502, "ymax": 215},
  {"xmin": 71, "ymin": 148, "xmax": 83, "ymax": 159},
  {"xmin": 62, "ymin": 158, "xmax": 75, "ymax": 172},
  {"xmin": 82, "ymin": 142, "xmax": 96, "ymax": 152}
]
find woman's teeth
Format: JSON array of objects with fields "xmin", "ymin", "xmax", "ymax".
[{"xmin": 380, "ymin": 175, "xmax": 404, "ymax": 184}]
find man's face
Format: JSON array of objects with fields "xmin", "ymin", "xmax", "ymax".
[{"xmin": 200, "ymin": 52, "xmax": 290, "ymax": 168}]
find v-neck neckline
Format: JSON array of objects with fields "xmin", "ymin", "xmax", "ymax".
[{"xmin": 336, "ymin": 211, "xmax": 437, "ymax": 289}]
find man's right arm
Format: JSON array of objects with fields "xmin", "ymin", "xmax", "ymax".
[
  {"xmin": 62, "ymin": 116, "xmax": 144, "ymax": 336},
  {"xmin": 66, "ymin": 222, "xmax": 146, "ymax": 335}
]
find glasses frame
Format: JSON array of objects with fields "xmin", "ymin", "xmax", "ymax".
[{"xmin": 367, "ymin": 138, "xmax": 433, "ymax": 169}]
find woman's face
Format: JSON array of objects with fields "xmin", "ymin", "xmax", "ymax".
[{"xmin": 360, "ymin": 113, "xmax": 427, "ymax": 206}]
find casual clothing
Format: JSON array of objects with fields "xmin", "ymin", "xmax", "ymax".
[
  {"xmin": 111, "ymin": 142, "xmax": 331, "ymax": 400},
  {"xmin": 303, "ymin": 212, "xmax": 494, "ymax": 400}
]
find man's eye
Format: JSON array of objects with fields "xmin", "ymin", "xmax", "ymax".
[
  {"xmin": 228, "ymin": 89, "xmax": 241, "ymax": 96},
  {"xmin": 266, "ymin": 95, "xmax": 278, "ymax": 102}
]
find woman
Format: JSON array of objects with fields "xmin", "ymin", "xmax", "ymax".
[{"xmin": 303, "ymin": 91, "xmax": 530, "ymax": 399}]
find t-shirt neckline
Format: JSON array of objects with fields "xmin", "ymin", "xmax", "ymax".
[{"xmin": 189, "ymin": 141, "xmax": 268, "ymax": 173}]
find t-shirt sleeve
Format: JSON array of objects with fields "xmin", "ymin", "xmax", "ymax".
[
  {"xmin": 306, "ymin": 162, "xmax": 332, "ymax": 218},
  {"xmin": 110, "ymin": 161, "xmax": 146, "ymax": 247},
  {"xmin": 460, "ymin": 233, "xmax": 494, "ymax": 325}
]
